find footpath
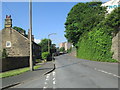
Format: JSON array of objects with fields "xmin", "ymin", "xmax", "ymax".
[{"xmin": 1, "ymin": 61, "xmax": 54, "ymax": 89}]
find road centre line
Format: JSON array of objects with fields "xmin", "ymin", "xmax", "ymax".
[{"xmin": 94, "ymin": 68, "xmax": 120, "ymax": 78}]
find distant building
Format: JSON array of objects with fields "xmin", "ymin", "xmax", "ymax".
[
  {"xmin": 59, "ymin": 42, "xmax": 72, "ymax": 51},
  {"xmin": 1, "ymin": 15, "xmax": 41, "ymax": 59},
  {"xmin": 64, "ymin": 42, "xmax": 73, "ymax": 51},
  {"xmin": 59, "ymin": 42, "xmax": 66, "ymax": 49},
  {"xmin": 101, "ymin": 0, "xmax": 119, "ymax": 13}
]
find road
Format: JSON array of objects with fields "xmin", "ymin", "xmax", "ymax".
[{"xmin": 12, "ymin": 54, "xmax": 119, "ymax": 88}]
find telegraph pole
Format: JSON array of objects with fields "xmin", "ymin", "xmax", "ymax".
[{"xmin": 29, "ymin": 0, "xmax": 33, "ymax": 71}]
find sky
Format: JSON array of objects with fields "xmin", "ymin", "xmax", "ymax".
[{"xmin": 1, "ymin": 0, "xmax": 109, "ymax": 47}]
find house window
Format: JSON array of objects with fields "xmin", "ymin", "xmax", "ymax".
[{"xmin": 6, "ymin": 41, "xmax": 11, "ymax": 47}]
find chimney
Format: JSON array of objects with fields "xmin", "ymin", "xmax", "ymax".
[{"xmin": 5, "ymin": 15, "xmax": 12, "ymax": 28}]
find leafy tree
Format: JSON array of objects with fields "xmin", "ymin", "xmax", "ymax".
[
  {"xmin": 104, "ymin": 7, "xmax": 120, "ymax": 36},
  {"xmin": 51, "ymin": 44, "xmax": 57, "ymax": 54},
  {"xmin": 76, "ymin": 7, "xmax": 120, "ymax": 62},
  {"xmin": 38, "ymin": 38, "xmax": 57, "ymax": 55},
  {"xmin": 38, "ymin": 38, "xmax": 51, "ymax": 53},
  {"xmin": 13, "ymin": 26, "xmax": 26, "ymax": 34},
  {"xmin": 59, "ymin": 47, "xmax": 65, "ymax": 52},
  {"xmin": 64, "ymin": 2, "xmax": 106, "ymax": 46}
]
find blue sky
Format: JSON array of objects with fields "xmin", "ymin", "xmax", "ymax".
[{"xmin": 1, "ymin": 0, "xmax": 109, "ymax": 47}]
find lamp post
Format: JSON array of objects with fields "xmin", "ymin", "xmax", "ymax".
[{"xmin": 48, "ymin": 33, "xmax": 56, "ymax": 53}]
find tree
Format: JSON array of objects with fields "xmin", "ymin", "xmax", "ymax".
[
  {"xmin": 38, "ymin": 38, "xmax": 51, "ymax": 53},
  {"xmin": 104, "ymin": 7, "xmax": 120, "ymax": 36},
  {"xmin": 51, "ymin": 44, "xmax": 57, "ymax": 54},
  {"xmin": 64, "ymin": 2, "xmax": 106, "ymax": 46},
  {"xmin": 59, "ymin": 47, "xmax": 65, "ymax": 52},
  {"xmin": 13, "ymin": 26, "xmax": 26, "ymax": 34}
]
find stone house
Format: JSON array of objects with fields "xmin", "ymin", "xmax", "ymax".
[{"xmin": 1, "ymin": 15, "xmax": 41, "ymax": 59}]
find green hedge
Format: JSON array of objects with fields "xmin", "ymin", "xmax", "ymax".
[
  {"xmin": 77, "ymin": 23, "xmax": 118, "ymax": 62},
  {"xmin": 42, "ymin": 52, "xmax": 50, "ymax": 60}
]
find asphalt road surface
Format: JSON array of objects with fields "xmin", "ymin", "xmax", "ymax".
[{"xmin": 12, "ymin": 54, "xmax": 119, "ymax": 88}]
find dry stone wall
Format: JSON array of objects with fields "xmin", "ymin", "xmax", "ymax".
[{"xmin": 111, "ymin": 31, "xmax": 120, "ymax": 61}]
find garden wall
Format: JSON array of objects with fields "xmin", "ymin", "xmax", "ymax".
[{"xmin": 0, "ymin": 56, "xmax": 30, "ymax": 72}]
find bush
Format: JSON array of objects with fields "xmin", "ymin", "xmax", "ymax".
[{"xmin": 42, "ymin": 52, "xmax": 50, "ymax": 60}]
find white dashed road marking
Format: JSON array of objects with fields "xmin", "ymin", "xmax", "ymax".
[
  {"xmin": 53, "ymin": 81, "xmax": 56, "ymax": 85},
  {"xmin": 43, "ymin": 71, "xmax": 56, "ymax": 89},
  {"xmin": 53, "ymin": 78, "xmax": 55, "ymax": 80},
  {"xmin": 94, "ymin": 68, "xmax": 120, "ymax": 78}
]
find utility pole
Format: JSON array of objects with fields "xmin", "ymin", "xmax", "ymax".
[{"xmin": 29, "ymin": 0, "xmax": 33, "ymax": 71}]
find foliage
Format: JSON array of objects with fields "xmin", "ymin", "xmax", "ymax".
[
  {"xmin": 42, "ymin": 52, "xmax": 50, "ymax": 60},
  {"xmin": 51, "ymin": 44, "xmax": 57, "ymax": 54},
  {"xmin": 38, "ymin": 38, "xmax": 57, "ymax": 54},
  {"xmin": 13, "ymin": 26, "xmax": 26, "ymax": 34},
  {"xmin": 77, "ymin": 24, "xmax": 113, "ymax": 61},
  {"xmin": 67, "ymin": 47, "xmax": 72, "ymax": 53},
  {"xmin": 104, "ymin": 7, "xmax": 120, "ymax": 35},
  {"xmin": 64, "ymin": 2, "xmax": 106, "ymax": 46},
  {"xmin": 77, "ymin": 8, "xmax": 120, "ymax": 62},
  {"xmin": 59, "ymin": 47, "xmax": 65, "ymax": 52},
  {"xmin": 2, "ymin": 49, "xmax": 8, "ymax": 58},
  {"xmin": 38, "ymin": 38, "xmax": 51, "ymax": 53},
  {"xmin": 65, "ymin": 2, "xmax": 119, "ymax": 62}
]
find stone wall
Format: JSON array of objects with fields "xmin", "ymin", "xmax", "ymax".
[
  {"xmin": 0, "ymin": 57, "xmax": 30, "ymax": 72},
  {"xmin": 69, "ymin": 47, "xmax": 76, "ymax": 57},
  {"xmin": 2, "ymin": 28, "xmax": 30, "ymax": 57},
  {"xmin": 2, "ymin": 28, "xmax": 41, "ymax": 58},
  {"xmin": 111, "ymin": 31, "xmax": 120, "ymax": 61}
]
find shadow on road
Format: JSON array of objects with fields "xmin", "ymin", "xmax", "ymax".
[
  {"xmin": 56, "ymin": 62, "xmax": 81, "ymax": 69},
  {"xmin": 34, "ymin": 68, "xmax": 53, "ymax": 71}
]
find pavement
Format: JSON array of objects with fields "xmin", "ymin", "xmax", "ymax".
[
  {"xmin": 10, "ymin": 54, "xmax": 119, "ymax": 89},
  {"xmin": 1, "ymin": 61, "xmax": 54, "ymax": 89}
]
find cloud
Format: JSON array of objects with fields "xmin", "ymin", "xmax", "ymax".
[{"xmin": 34, "ymin": 39, "xmax": 41, "ymax": 44}]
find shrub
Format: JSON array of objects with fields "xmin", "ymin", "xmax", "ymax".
[{"xmin": 42, "ymin": 52, "xmax": 50, "ymax": 60}]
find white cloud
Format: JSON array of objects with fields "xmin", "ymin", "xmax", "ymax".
[{"xmin": 34, "ymin": 39, "xmax": 41, "ymax": 44}]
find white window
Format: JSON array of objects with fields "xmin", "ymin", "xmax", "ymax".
[{"xmin": 6, "ymin": 41, "xmax": 11, "ymax": 47}]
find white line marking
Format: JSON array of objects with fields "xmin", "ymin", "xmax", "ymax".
[
  {"xmin": 45, "ymin": 82, "xmax": 47, "ymax": 85},
  {"xmin": 47, "ymin": 74, "xmax": 50, "ymax": 76},
  {"xmin": 43, "ymin": 86, "xmax": 47, "ymax": 88},
  {"xmin": 46, "ymin": 78, "xmax": 49, "ymax": 81},
  {"xmin": 107, "ymin": 73, "xmax": 112, "ymax": 75},
  {"xmin": 53, "ymin": 71, "xmax": 56, "ymax": 76},
  {"xmin": 94, "ymin": 68, "xmax": 120, "ymax": 78},
  {"xmin": 53, "ymin": 81, "xmax": 56, "ymax": 85},
  {"xmin": 46, "ymin": 75, "xmax": 50, "ymax": 79},
  {"xmin": 53, "ymin": 78, "xmax": 55, "ymax": 80}
]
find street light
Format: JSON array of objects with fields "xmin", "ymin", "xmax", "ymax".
[
  {"xmin": 48, "ymin": 33, "xmax": 57, "ymax": 53},
  {"xmin": 48, "ymin": 33, "xmax": 56, "ymax": 69}
]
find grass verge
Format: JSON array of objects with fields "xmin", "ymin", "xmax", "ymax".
[{"xmin": 0, "ymin": 65, "xmax": 41, "ymax": 78}]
